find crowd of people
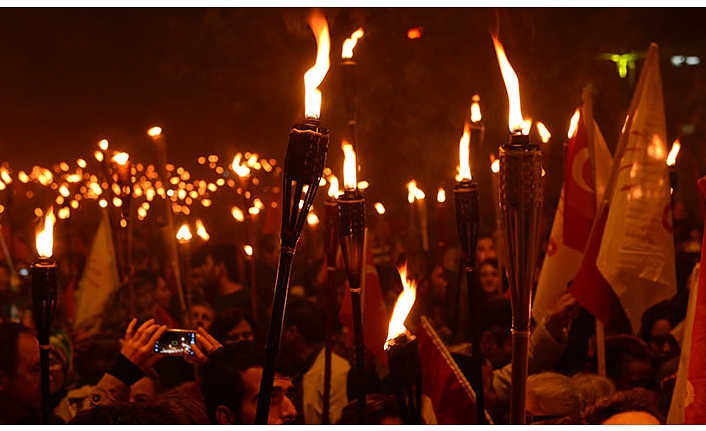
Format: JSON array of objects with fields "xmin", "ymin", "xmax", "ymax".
[{"xmin": 0, "ymin": 197, "xmax": 702, "ymax": 425}]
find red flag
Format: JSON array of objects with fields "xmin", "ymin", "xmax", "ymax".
[
  {"xmin": 667, "ymin": 176, "xmax": 706, "ymax": 424},
  {"xmin": 563, "ymin": 109, "xmax": 594, "ymax": 252},
  {"xmin": 418, "ymin": 316, "xmax": 483, "ymax": 424},
  {"xmin": 338, "ymin": 228, "xmax": 389, "ymax": 366}
]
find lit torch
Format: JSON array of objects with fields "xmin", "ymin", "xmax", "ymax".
[
  {"xmin": 492, "ymin": 33, "xmax": 544, "ymax": 425},
  {"xmin": 384, "ymin": 262, "xmax": 421, "ymax": 424},
  {"xmin": 667, "ymin": 139, "xmax": 680, "ymax": 197},
  {"xmin": 452, "ymin": 120, "xmax": 485, "ymax": 423},
  {"xmin": 337, "ymin": 142, "xmax": 367, "ymax": 423},
  {"xmin": 176, "ymin": 223, "xmax": 194, "ymax": 328},
  {"xmin": 256, "ymin": 9, "xmax": 331, "ymax": 424},
  {"xmin": 31, "ymin": 207, "xmax": 58, "ymax": 423}
]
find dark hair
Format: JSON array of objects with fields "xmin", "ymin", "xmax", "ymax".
[
  {"xmin": 283, "ymin": 298, "xmax": 325, "ymax": 344},
  {"xmin": 200, "ymin": 340, "xmax": 290, "ymax": 424},
  {"xmin": 210, "ymin": 306, "xmax": 259, "ymax": 344},
  {"xmin": 337, "ymin": 393, "xmax": 404, "ymax": 424},
  {"xmin": 604, "ymin": 334, "xmax": 653, "ymax": 384},
  {"xmin": 582, "ymin": 387, "xmax": 663, "ymax": 424},
  {"xmin": 0, "ymin": 322, "xmax": 35, "ymax": 378},
  {"xmin": 638, "ymin": 300, "xmax": 680, "ymax": 343}
]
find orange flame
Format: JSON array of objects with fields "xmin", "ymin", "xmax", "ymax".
[
  {"xmin": 536, "ymin": 121, "xmax": 551, "ymax": 143},
  {"xmin": 407, "ymin": 180, "xmax": 425, "ymax": 203},
  {"xmin": 667, "ymin": 139, "xmax": 681, "ymax": 166},
  {"xmin": 176, "ymin": 223, "xmax": 192, "ymax": 242},
  {"xmin": 147, "ymin": 126, "xmax": 162, "ymax": 138},
  {"xmin": 36, "ymin": 207, "xmax": 56, "ymax": 258},
  {"xmin": 342, "ymin": 142, "xmax": 357, "ymax": 191},
  {"xmin": 567, "ymin": 109, "xmax": 581, "ymax": 140},
  {"xmin": 195, "ymin": 219, "xmax": 210, "ymax": 241},
  {"xmin": 304, "ymin": 10, "xmax": 330, "ymax": 119},
  {"xmin": 437, "ymin": 187, "xmax": 446, "ymax": 203},
  {"xmin": 385, "ymin": 262, "xmax": 417, "ymax": 349},
  {"xmin": 327, "ymin": 174, "xmax": 342, "ymax": 199},
  {"xmin": 374, "ymin": 202, "xmax": 386, "ymax": 214},
  {"xmin": 341, "ymin": 28, "xmax": 364, "ymax": 59},
  {"xmin": 491, "ymin": 35, "xmax": 528, "ymax": 135},
  {"xmin": 457, "ymin": 122, "xmax": 472, "ymax": 181},
  {"xmin": 470, "ymin": 94, "xmax": 482, "ymax": 123}
]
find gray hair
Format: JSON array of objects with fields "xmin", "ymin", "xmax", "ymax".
[
  {"xmin": 571, "ymin": 371, "xmax": 616, "ymax": 413},
  {"xmin": 527, "ymin": 372, "xmax": 582, "ymax": 424}
]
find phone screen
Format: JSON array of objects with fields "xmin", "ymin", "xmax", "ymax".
[{"xmin": 153, "ymin": 330, "xmax": 196, "ymax": 355}]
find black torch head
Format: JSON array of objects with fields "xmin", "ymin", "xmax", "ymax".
[
  {"xmin": 281, "ymin": 120, "xmax": 329, "ymax": 248},
  {"xmin": 453, "ymin": 179, "xmax": 480, "ymax": 267},
  {"xmin": 337, "ymin": 189, "xmax": 365, "ymax": 288}
]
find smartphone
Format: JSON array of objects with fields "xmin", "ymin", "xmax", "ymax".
[{"xmin": 153, "ymin": 329, "xmax": 196, "ymax": 355}]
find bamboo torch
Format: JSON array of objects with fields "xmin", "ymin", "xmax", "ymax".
[
  {"xmin": 255, "ymin": 9, "xmax": 330, "ymax": 424},
  {"xmin": 492, "ymin": 34, "xmax": 544, "ymax": 425}
]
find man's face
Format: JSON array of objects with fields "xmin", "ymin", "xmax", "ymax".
[
  {"xmin": 7, "ymin": 333, "xmax": 42, "ymax": 413},
  {"xmin": 190, "ymin": 304, "xmax": 215, "ymax": 331},
  {"xmin": 616, "ymin": 359, "xmax": 653, "ymax": 391},
  {"xmin": 238, "ymin": 367, "xmax": 296, "ymax": 425}
]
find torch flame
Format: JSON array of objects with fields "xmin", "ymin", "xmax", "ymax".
[
  {"xmin": 437, "ymin": 187, "xmax": 446, "ymax": 203},
  {"xmin": 491, "ymin": 34, "xmax": 528, "ymax": 135},
  {"xmin": 407, "ymin": 180, "xmax": 425, "ymax": 203},
  {"xmin": 327, "ymin": 174, "xmax": 342, "ymax": 199},
  {"xmin": 304, "ymin": 10, "xmax": 330, "ymax": 120},
  {"xmin": 244, "ymin": 245, "xmax": 253, "ymax": 257},
  {"xmin": 112, "ymin": 152, "xmax": 129, "ymax": 166},
  {"xmin": 341, "ymin": 27, "xmax": 364, "ymax": 59},
  {"xmin": 470, "ymin": 94, "xmax": 482, "ymax": 123},
  {"xmin": 667, "ymin": 139, "xmax": 681, "ymax": 166},
  {"xmin": 385, "ymin": 262, "xmax": 417, "ymax": 349},
  {"xmin": 231, "ymin": 153, "xmax": 251, "ymax": 177},
  {"xmin": 342, "ymin": 142, "xmax": 357, "ymax": 191},
  {"xmin": 36, "ymin": 207, "xmax": 55, "ymax": 258},
  {"xmin": 176, "ymin": 223, "xmax": 192, "ymax": 242},
  {"xmin": 536, "ymin": 121, "xmax": 551, "ymax": 144},
  {"xmin": 374, "ymin": 202, "xmax": 386, "ymax": 215},
  {"xmin": 195, "ymin": 219, "xmax": 210, "ymax": 241},
  {"xmin": 491, "ymin": 158, "xmax": 500, "ymax": 174},
  {"xmin": 458, "ymin": 122, "xmax": 472, "ymax": 181},
  {"xmin": 567, "ymin": 109, "xmax": 581, "ymax": 140},
  {"xmin": 98, "ymin": 139, "xmax": 109, "ymax": 151}
]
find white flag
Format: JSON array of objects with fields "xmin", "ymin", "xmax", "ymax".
[
  {"xmin": 73, "ymin": 210, "xmax": 121, "ymax": 332},
  {"xmin": 595, "ymin": 44, "xmax": 677, "ymax": 334}
]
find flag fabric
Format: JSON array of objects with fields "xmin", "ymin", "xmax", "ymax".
[
  {"xmin": 417, "ymin": 315, "xmax": 486, "ymax": 424},
  {"xmin": 72, "ymin": 210, "xmax": 121, "ymax": 333},
  {"xmin": 667, "ymin": 176, "xmax": 706, "ymax": 424},
  {"xmin": 570, "ymin": 44, "xmax": 677, "ymax": 332},
  {"xmin": 593, "ymin": 44, "xmax": 676, "ymax": 333},
  {"xmin": 533, "ymin": 116, "xmax": 612, "ymax": 325},
  {"xmin": 338, "ymin": 228, "xmax": 389, "ymax": 367}
]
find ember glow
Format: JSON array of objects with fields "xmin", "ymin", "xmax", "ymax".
[
  {"xmin": 492, "ymin": 34, "xmax": 529, "ymax": 135},
  {"xmin": 384, "ymin": 262, "xmax": 417, "ymax": 349},
  {"xmin": 342, "ymin": 143, "xmax": 357, "ymax": 192},
  {"xmin": 341, "ymin": 27, "xmax": 364, "ymax": 59},
  {"xmin": 36, "ymin": 207, "xmax": 56, "ymax": 258},
  {"xmin": 304, "ymin": 10, "xmax": 330, "ymax": 120},
  {"xmin": 667, "ymin": 139, "xmax": 681, "ymax": 166},
  {"xmin": 457, "ymin": 122, "xmax": 472, "ymax": 181}
]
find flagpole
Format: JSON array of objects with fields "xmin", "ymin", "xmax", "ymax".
[{"xmin": 581, "ymin": 86, "xmax": 607, "ymax": 378}]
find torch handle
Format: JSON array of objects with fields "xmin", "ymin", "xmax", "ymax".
[
  {"xmin": 510, "ymin": 329, "xmax": 530, "ymax": 424},
  {"xmin": 465, "ymin": 266, "xmax": 486, "ymax": 424},
  {"xmin": 322, "ymin": 268, "xmax": 336, "ymax": 424},
  {"xmin": 350, "ymin": 288, "xmax": 367, "ymax": 424},
  {"xmin": 256, "ymin": 247, "xmax": 296, "ymax": 424}
]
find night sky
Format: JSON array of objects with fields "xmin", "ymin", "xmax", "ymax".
[{"xmin": 1, "ymin": 7, "xmax": 706, "ymax": 232}]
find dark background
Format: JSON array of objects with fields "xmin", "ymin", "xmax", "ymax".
[{"xmin": 1, "ymin": 7, "xmax": 705, "ymax": 241}]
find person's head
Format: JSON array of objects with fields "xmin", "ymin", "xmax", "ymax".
[
  {"xmin": 476, "ymin": 234, "xmax": 497, "ymax": 263},
  {"xmin": 48, "ymin": 328, "xmax": 73, "ymax": 397},
  {"xmin": 582, "ymin": 387, "xmax": 663, "ymax": 424},
  {"xmin": 257, "ymin": 233, "xmax": 280, "ymax": 269},
  {"xmin": 281, "ymin": 298, "xmax": 325, "ymax": 355},
  {"xmin": 199, "ymin": 243, "xmax": 242, "ymax": 287},
  {"xmin": 479, "ymin": 297, "xmax": 512, "ymax": 369},
  {"xmin": 571, "ymin": 371, "xmax": 616, "ymax": 414},
  {"xmin": 478, "ymin": 258, "xmax": 501, "ymax": 298},
  {"xmin": 638, "ymin": 301, "xmax": 681, "ymax": 367},
  {"xmin": 68, "ymin": 401, "xmax": 188, "ymax": 424},
  {"xmin": 605, "ymin": 334, "xmax": 654, "ymax": 391},
  {"xmin": 525, "ymin": 372, "xmax": 582, "ymax": 424},
  {"xmin": 130, "ymin": 367, "xmax": 162, "ymax": 404},
  {"xmin": 210, "ymin": 306, "xmax": 256, "ymax": 345},
  {"xmin": 337, "ymin": 393, "xmax": 405, "ymax": 424},
  {"xmin": 0, "ymin": 322, "xmax": 41, "ymax": 424},
  {"xmin": 200, "ymin": 340, "xmax": 296, "ymax": 425},
  {"xmin": 189, "ymin": 301, "xmax": 216, "ymax": 332}
]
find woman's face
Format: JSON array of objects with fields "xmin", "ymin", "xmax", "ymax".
[{"xmin": 479, "ymin": 263, "xmax": 500, "ymax": 295}]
